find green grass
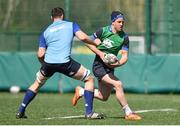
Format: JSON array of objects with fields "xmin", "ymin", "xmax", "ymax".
[{"xmin": 0, "ymin": 92, "xmax": 180, "ymax": 125}]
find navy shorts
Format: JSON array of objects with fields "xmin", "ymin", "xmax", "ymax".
[
  {"xmin": 93, "ymin": 55, "xmax": 114, "ymax": 80},
  {"xmin": 40, "ymin": 58, "xmax": 81, "ymax": 77}
]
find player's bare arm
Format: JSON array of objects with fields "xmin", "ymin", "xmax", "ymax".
[
  {"xmin": 118, "ymin": 50, "xmax": 128, "ymax": 66},
  {"xmin": 94, "ymin": 38, "xmax": 101, "ymax": 45},
  {"xmin": 37, "ymin": 47, "xmax": 46, "ymax": 64},
  {"xmin": 85, "ymin": 38, "xmax": 105, "ymax": 61},
  {"xmin": 75, "ymin": 30, "xmax": 97, "ymax": 46},
  {"xmin": 75, "ymin": 31, "xmax": 105, "ymax": 60},
  {"xmin": 86, "ymin": 44, "xmax": 105, "ymax": 61}
]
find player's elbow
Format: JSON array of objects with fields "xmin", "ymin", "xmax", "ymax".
[
  {"xmin": 75, "ymin": 31, "xmax": 89, "ymax": 42},
  {"xmin": 124, "ymin": 57, "xmax": 128, "ymax": 63},
  {"xmin": 80, "ymin": 36, "xmax": 89, "ymax": 42},
  {"xmin": 37, "ymin": 48, "xmax": 46, "ymax": 58},
  {"xmin": 120, "ymin": 56, "xmax": 128, "ymax": 66},
  {"xmin": 37, "ymin": 51, "xmax": 45, "ymax": 59}
]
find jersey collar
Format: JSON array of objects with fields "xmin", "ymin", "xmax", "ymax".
[{"xmin": 109, "ymin": 25, "xmax": 123, "ymax": 34}]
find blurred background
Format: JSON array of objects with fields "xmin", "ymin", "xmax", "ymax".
[{"xmin": 0, "ymin": 0, "xmax": 180, "ymax": 93}]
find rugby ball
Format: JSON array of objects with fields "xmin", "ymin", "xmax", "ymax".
[
  {"xmin": 10, "ymin": 86, "xmax": 20, "ymax": 94},
  {"xmin": 103, "ymin": 53, "xmax": 118, "ymax": 64}
]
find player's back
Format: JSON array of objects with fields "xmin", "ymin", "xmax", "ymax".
[{"xmin": 43, "ymin": 20, "xmax": 74, "ymax": 63}]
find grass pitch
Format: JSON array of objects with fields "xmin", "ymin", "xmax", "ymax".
[{"xmin": 0, "ymin": 92, "xmax": 180, "ymax": 125}]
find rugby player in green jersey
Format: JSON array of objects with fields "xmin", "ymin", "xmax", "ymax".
[{"xmin": 72, "ymin": 11, "xmax": 142, "ymax": 121}]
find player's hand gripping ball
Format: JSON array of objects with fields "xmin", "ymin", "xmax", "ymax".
[{"xmin": 103, "ymin": 53, "xmax": 118, "ymax": 64}]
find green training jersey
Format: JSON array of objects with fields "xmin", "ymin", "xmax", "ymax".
[{"xmin": 93, "ymin": 25, "xmax": 129, "ymax": 56}]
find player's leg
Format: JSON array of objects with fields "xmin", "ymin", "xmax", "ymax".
[
  {"xmin": 72, "ymin": 56, "xmax": 113, "ymax": 105},
  {"xmin": 72, "ymin": 65, "xmax": 104, "ymax": 118},
  {"xmin": 101, "ymin": 74, "xmax": 128, "ymax": 107},
  {"xmin": 16, "ymin": 64, "xmax": 51, "ymax": 119},
  {"xmin": 73, "ymin": 70, "xmax": 141, "ymax": 120},
  {"xmin": 73, "ymin": 81, "xmax": 113, "ymax": 102},
  {"xmin": 66, "ymin": 59, "xmax": 104, "ymax": 119},
  {"xmin": 101, "ymin": 73, "xmax": 141, "ymax": 120},
  {"xmin": 94, "ymin": 80, "xmax": 113, "ymax": 101}
]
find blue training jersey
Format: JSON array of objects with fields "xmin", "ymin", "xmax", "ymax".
[{"xmin": 39, "ymin": 20, "xmax": 80, "ymax": 63}]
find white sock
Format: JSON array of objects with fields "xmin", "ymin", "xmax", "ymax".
[
  {"xmin": 79, "ymin": 87, "xmax": 84, "ymax": 96},
  {"xmin": 123, "ymin": 104, "xmax": 132, "ymax": 115},
  {"xmin": 80, "ymin": 88, "xmax": 98, "ymax": 97},
  {"xmin": 94, "ymin": 89, "xmax": 99, "ymax": 96}
]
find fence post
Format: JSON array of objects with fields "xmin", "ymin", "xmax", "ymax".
[
  {"xmin": 168, "ymin": 0, "xmax": 173, "ymax": 53},
  {"xmin": 65, "ymin": 0, "xmax": 70, "ymax": 19},
  {"xmin": 145, "ymin": 0, "xmax": 152, "ymax": 54},
  {"xmin": 16, "ymin": 32, "xmax": 21, "ymax": 51}
]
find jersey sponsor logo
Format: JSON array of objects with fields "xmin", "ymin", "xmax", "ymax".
[
  {"xmin": 49, "ymin": 25, "xmax": 65, "ymax": 32},
  {"xmin": 102, "ymin": 38, "xmax": 114, "ymax": 48}
]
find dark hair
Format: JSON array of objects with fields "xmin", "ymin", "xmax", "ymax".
[
  {"xmin": 51, "ymin": 7, "xmax": 65, "ymax": 19},
  {"xmin": 111, "ymin": 11, "xmax": 124, "ymax": 22}
]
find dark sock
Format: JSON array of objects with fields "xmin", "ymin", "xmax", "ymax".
[
  {"xmin": 84, "ymin": 90, "xmax": 94, "ymax": 115},
  {"xmin": 18, "ymin": 89, "xmax": 36, "ymax": 113}
]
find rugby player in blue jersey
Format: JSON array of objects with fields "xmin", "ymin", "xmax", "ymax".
[{"xmin": 16, "ymin": 7, "xmax": 105, "ymax": 119}]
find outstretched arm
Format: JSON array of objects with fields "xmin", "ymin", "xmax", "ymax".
[
  {"xmin": 75, "ymin": 30, "xmax": 97, "ymax": 46},
  {"xmin": 85, "ymin": 38, "xmax": 104, "ymax": 60},
  {"xmin": 75, "ymin": 31, "xmax": 105, "ymax": 59}
]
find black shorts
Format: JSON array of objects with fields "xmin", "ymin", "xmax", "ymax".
[
  {"xmin": 40, "ymin": 58, "xmax": 81, "ymax": 77},
  {"xmin": 93, "ymin": 55, "xmax": 114, "ymax": 80}
]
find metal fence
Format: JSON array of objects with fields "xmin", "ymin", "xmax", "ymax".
[{"xmin": 0, "ymin": 0, "xmax": 179, "ymax": 54}]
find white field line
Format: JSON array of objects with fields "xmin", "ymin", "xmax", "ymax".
[
  {"xmin": 44, "ymin": 115, "xmax": 84, "ymax": 120},
  {"xmin": 135, "ymin": 108, "xmax": 178, "ymax": 113},
  {"xmin": 44, "ymin": 108, "xmax": 178, "ymax": 120}
]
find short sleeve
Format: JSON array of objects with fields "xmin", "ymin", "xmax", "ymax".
[
  {"xmin": 39, "ymin": 32, "xmax": 47, "ymax": 48},
  {"xmin": 93, "ymin": 28, "xmax": 103, "ymax": 39},
  {"xmin": 73, "ymin": 22, "xmax": 81, "ymax": 34},
  {"xmin": 122, "ymin": 34, "xmax": 129, "ymax": 51}
]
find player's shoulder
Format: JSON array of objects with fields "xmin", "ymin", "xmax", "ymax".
[
  {"xmin": 99, "ymin": 25, "xmax": 111, "ymax": 34},
  {"xmin": 124, "ymin": 32, "xmax": 129, "ymax": 39},
  {"xmin": 103, "ymin": 25, "xmax": 111, "ymax": 31},
  {"xmin": 123, "ymin": 31, "xmax": 129, "ymax": 37},
  {"xmin": 121, "ymin": 31, "xmax": 129, "ymax": 43},
  {"xmin": 63, "ymin": 19, "xmax": 74, "ymax": 24},
  {"xmin": 118, "ymin": 30, "xmax": 129, "ymax": 38},
  {"xmin": 47, "ymin": 20, "xmax": 73, "ymax": 30}
]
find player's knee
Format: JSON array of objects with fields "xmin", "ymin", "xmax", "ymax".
[
  {"xmin": 81, "ymin": 69, "xmax": 94, "ymax": 82},
  {"xmin": 114, "ymin": 81, "xmax": 123, "ymax": 90},
  {"xmin": 36, "ymin": 71, "xmax": 48, "ymax": 85},
  {"xmin": 96, "ymin": 91, "xmax": 110, "ymax": 101},
  {"xmin": 85, "ymin": 75, "xmax": 94, "ymax": 82}
]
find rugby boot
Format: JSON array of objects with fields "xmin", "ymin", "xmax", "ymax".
[
  {"xmin": 85, "ymin": 112, "xmax": 105, "ymax": 119},
  {"xmin": 125, "ymin": 113, "xmax": 142, "ymax": 120},
  {"xmin": 72, "ymin": 86, "xmax": 82, "ymax": 106},
  {"xmin": 16, "ymin": 111, "xmax": 27, "ymax": 119}
]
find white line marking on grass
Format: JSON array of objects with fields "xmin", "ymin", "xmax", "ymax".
[
  {"xmin": 135, "ymin": 108, "xmax": 178, "ymax": 113},
  {"xmin": 44, "ymin": 108, "xmax": 178, "ymax": 120},
  {"xmin": 45, "ymin": 115, "xmax": 84, "ymax": 120}
]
